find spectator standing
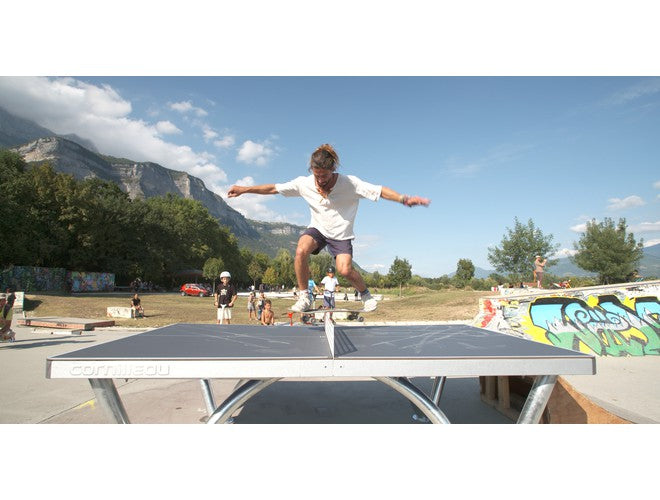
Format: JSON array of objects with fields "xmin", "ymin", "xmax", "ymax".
[
  {"xmin": 534, "ymin": 256, "xmax": 547, "ymax": 288},
  {"xmin": 247, "ymin": 291, "xmax": 257, "ymax": 321},
  {"xmin": 214, "ymin": 271, "xmax": 237, "ymax": 325},
  {"xmin": 256, "ymin": 292, "xmax": 266, "ymax": 321}
]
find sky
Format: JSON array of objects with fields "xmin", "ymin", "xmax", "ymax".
[
  {"xmin": 1, "ymin": 75, "xmax": 658, "ymax": 277},
  {"xmin": 2, "ymin": 3, "xmax": 659, "ymax": 279}
]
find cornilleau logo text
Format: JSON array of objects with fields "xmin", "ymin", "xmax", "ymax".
[{"xmin": 70, "ymin": 364, "xmax": 171, "ymax": 377}]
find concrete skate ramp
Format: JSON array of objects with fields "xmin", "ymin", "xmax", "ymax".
[{"xmin": 472, "ymin": 280, "xmax": 660, "ymax": 357}]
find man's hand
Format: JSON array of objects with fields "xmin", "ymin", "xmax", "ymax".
[
  {"xmin": 227, "ymin": 185, "xmax": 244, "ymax": 198},
  {"xmin": 404, "ymin": 195, "xmax": 431, "ymax": 207}
]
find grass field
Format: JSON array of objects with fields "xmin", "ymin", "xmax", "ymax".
[{"xmin": 22, "ymin": 288, "xmax": 493, "ymax": 328}]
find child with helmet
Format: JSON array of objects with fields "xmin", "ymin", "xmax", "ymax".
[{"xmin": 214, "ymin": 271, "xmax": 237, "ymax": 324}]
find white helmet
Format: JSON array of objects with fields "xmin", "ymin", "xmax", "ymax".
[{"xmin": 220, "ymin": 271, "xmax": 231, "ymax": 278}]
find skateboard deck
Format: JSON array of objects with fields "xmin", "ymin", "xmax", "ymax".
[{"xmin": 287, "ymin": 307, "xmax": 367, "ymax": 313}]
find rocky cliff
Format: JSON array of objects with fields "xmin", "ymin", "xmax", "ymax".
[{"xmin": 9, "ymin": 136, "xmax": 305, "ymax": 255}]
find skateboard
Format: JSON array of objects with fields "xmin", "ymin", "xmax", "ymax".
[{"xmin": 284, "ymin": 307, "xmax": 367, "ymax": 325}]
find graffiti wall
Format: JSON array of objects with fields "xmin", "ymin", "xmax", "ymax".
[
  {"xmin": 1, "ymin": 266, "xmax": 115, "ymax": 292},
  {"xmin": 473, "ymin": 282, "xmax": 660, "ymax": 356},
  {"xmin": 67, "ymin": 271, "xmax": 115, "ymax": 292},
  {"xmin": 0, "ymin": 266, "xmax": 67, "ymax": 292}
]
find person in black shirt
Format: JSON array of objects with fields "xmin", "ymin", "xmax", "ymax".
[{"xmin": 214, "ymin": 271, "xmax": 237, "ymax": 325}]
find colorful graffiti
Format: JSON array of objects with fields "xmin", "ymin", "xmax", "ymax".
[
  {"xmin": 526, "ymin": 295, "xmax": 660, "ymax": 356},
  {"xmin": 67, "ymin": 271, "xmax": 115, "ymax": 292},
  {"xmin": 1, "ymin": 266, "xmax": 115, "ymax": 292},
  {"xmin": 0, "ymin": 266, "xmax": 66, "ymax": 292},
  {"xmin": 473, "ymin": 282, "xmax": 660, "ymax": 356}
]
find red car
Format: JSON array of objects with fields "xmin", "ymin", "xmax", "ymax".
[{"xmin": 180, "ymin": 283, "xmax": 211, "ymax": 297}]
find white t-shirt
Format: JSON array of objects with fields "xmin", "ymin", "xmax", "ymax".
[
  {"xmin": 321, "ymin": 275, "xmax": 339, "ymax": 293},
  {"xmin": 275, "ymin": 174, "xmax": 382, "ymax": 240}
]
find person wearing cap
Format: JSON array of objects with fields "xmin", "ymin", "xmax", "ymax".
[
  {"xmin": 214, "ymin": 271, "xmax": 237, "ymax": 324},
  {"xmin": 534, "ymin": 255, "xmax": 547, "ymax": 288},
  {"xmin": 320, "ymin": 266, "xmax": 340, "ymax": 310},
  {"xmin": 227, "ymin": 143, "xmax": 430, "ymax": 313}
]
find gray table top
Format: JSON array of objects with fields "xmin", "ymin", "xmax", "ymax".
[{"xmin": 49, "ymin": 323, "xmax": 592, "ymax": 361}]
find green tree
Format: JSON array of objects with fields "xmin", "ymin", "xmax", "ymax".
[
  {"xmin": 247, "ymin": 260, "xmax": 263, "ymax": 288},
  {"xmin": 272, "ymin": 249, "xmax": 295, "ymax": 287},
  {"xmin": 203, "ymin": 257, "xmax": 225, "ymax": 293},
  {"xmin": 487, "ymin": 217, "xmax": 560, "ymax": 282},
  {"xmin": 262, "ymin": 266, "xmax": 279, "ymax": 287},
  {"xmin": 454, "ymin": 258, "xmax": 475, "ymax": 287},
  {"xmin": 572, "ymin": 218, "xmax": 643, "ymax": 284},
  {"xmin": 388, "ymin": 256, "xmax": 412, "ymax": 296}
]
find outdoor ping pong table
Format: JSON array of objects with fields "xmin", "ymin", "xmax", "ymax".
[{"xmin": 46, "ymin": 321, "xmax": 596, "ymax": 424}]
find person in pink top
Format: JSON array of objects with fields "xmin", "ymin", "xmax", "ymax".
[{"xmin": 227, "ymin": 144, "xmax": 430, "ymax": 313}]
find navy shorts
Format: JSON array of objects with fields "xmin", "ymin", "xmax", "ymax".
[{"xmin": 302, "ymin": 227, "xmax": 353, "ymax": 257}]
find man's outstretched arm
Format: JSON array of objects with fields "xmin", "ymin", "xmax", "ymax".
[
  {"xmin": 227, "ymin": 184, "xmax": 278, "ymax": 197},
  {"xmin": 380, "ymin": 186, "xmax": 431, "ymax": 207}
]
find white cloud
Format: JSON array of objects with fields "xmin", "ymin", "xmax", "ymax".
[
  {"xmin": 0, "ymin": 77, "xmax": 227, "ymax": 190},
  {"xmin": 168, "ymin": 100, "xmax": 208, "ymax": 117},
  {"xmin": 155, "ymin": 120, "xmax": 182, "ymax": 135},
  {"xmin": 554, "ymin": 248, "xmax": 577, "ymax": 258},
  {"xmin": 202, "ymin": 125, "xmax": 218, "ymax": 142},
  {"xmin": 570, "ymin": 223, "xmax": 588, "ymax": 233},
  {"xmin": 214, "ymin": 135, "xmax": 235, "ymax": 149},
  {"xmin": 605, "ymin": 78, "xmax": 660, "ymax": 106},
  {"xmin": 361, "ymin": 263, "xmax": 388, "ymax": 272},
  {"xmin": 237, "ymin": 140, "xmax": 275, "ymax": 166},
  {"xmin": 629, "ymin": 221, "xmax": 660, "ymax": 232},
  {"xmin": 654, "ymin": 180, "xmax": 660, "ymax": 189},
  {"xmin": 607, "ymin": 195, "xmax": 645, "ymax": 210},
  {"xmin": 222, "ymin": 176, "xmax": 288, "ymax": 222}
]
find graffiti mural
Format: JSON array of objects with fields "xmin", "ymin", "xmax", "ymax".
[
  {"xmin": 67, "ymin": 271, "xmax": 115, "ymax": 292},
  {"xmin": 0, "ymin": 266, "xmax": 67, "ymax": 292},
  {"xmin": 473, "ymin": 282, "xmax": 660, "ymax": 356},
  {"xmin": 1, "ymin": 266, "xmax": 115, "ymax": 292},
  {"xmin": 526, "ymin": 295, "xmax": 660, "ymax": 356}
]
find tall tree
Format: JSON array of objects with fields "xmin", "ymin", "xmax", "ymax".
[
  {"xmin": 487, "ymin": 217, "xmax": 560, "ymax": 282},
  {"xmin": 203, "ymin": 257, "xmax": 225, "ymax": 293},
  {"xmin": 272, "ymin": 249, "xmax": 295, "ymax": 287},
  {"xmin": 572, "ymin": 218, "xmax": 643, "ymax": 284},
  {"xmin": 388, "ymin": 256, "xmax": 412, "ymax": 296},
  {"xmin": 454, "ymin": 258, "xmax": 475, "ymax": 287}
]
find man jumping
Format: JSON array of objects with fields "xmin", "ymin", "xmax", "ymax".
[{"xmin": 227, "ymin": 144, "xmax": 430, "ymax": 313}]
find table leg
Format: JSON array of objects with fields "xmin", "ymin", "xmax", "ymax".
[
  {"xmin": 517, "ymin": 375, "xmax": 558, "ymax": 424},
  {"xmin": 89, "ymin": 378, "xmax": 130, "ymax": 424},
  {"xmin": 377, "ymin": 376, "xmax": 451, "ymax": 424},
  {"xmin": 430, "ymin": 376, "xmax": 447, "ymax": 405},
  {"xmin": 207, "ymin": 378, "xmax": 281, "ymax": 424},
  {"xmin": 199, "ymin": 379, "xmax": 216, "ymax": 416}
]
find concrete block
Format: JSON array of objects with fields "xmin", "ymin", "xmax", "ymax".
[{"xmin": 107, "ymin": 306, "xmax": 134, "ymax": 319}]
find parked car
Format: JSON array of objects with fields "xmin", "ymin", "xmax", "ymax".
[{"xmin": 180, "ymin": 283, "xmax": 211, "ymax": 297}]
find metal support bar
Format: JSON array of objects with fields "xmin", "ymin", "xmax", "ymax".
[
  {"xmin": 377, "ymin": 376, "xmax": 451, "ymax": 424},
  {"xmin": 89, "ymin": 378, "xmax": 130, "ymax": 424},
  {"xmin": 199, "ymin": 379, "xmax": 216, "ymax": 416},
  {"xmin": 430, "ymin": 376, "xmax": 447, "ymax": 405},
  {"xmin": 207, "ymin": 378, "xmax": 281, "ymax": 424},
  {"xmin": 517, "ymin": 375, "xmax": 558, "ymax": 424}
]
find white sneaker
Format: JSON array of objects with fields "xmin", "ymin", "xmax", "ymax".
[
  {"xmin": 361, "ymin": 292, "xmax": 378, "ymax": 312},
  {"xmin": 291, "ymin": 294, "xmax": 312, "ymax": 312}
]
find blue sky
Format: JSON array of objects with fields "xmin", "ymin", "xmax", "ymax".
[
  {"xmin": 2, "ymin": 2, "xmax": 659, "ymax": 277},
  {"xmin": 1, "ymin": 76, "xmax": 658, "ymax": 277}
]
